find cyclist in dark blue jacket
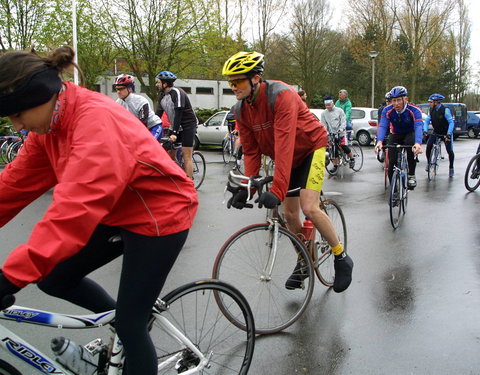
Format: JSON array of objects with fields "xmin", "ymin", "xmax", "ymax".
[
  {"xmin": 423, "ymin": 93, "xmax": 455, "ymax": 177},
  {"xmin": 375, "ymin": 86, "xmax": 423, "ymax": 188}
]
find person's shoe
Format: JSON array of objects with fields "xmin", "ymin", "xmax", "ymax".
[
  {"xmin": 285, "ymin": 260, "xmax": 309, "ymax": 290},
  {"xmin": 333, "ymin": 253, "xmax": 353, "ymax": 293},
  {"xmin": 449, "ymin": 168, "xmax": 454, "ymax": 177},
  {"xmin": 349, "ymin": 157, "xmax": 355, "ymax": 169},
  {"xmin": 329, "ymin": 165, "xmax": 338, "ymax": 174},
  {"xmin": 407, "ymin": 175, "xmax": 417, "ymax": 189}
]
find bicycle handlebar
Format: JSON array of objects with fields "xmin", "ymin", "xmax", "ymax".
[{"xmin": 227, "ymin": 171, "xmax": 273, "ymax": 204}]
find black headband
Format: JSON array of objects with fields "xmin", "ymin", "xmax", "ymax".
[{"xmin": 0, "ymin": 66, "xmax": 62, "ymax": 117}]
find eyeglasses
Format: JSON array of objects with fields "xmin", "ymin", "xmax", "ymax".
[
  {"xmin": 115, "ymin": 87, "xmax": 127, "ymax": 91},
  {"xmin": 228, "ymin": 78, "xmax": 249, "ymax": 88}
]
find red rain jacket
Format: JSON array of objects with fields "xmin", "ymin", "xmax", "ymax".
[{"xmin": 0, "ymin": 82, "xmax": 198, "ymax": 287}]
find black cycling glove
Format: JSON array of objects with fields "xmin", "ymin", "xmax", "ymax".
[
  {"xmin": 227, "ymin": 189, "xmax": 249, "ymax": 209},
  {"xmin": 256, "ymin": 191, "xmax": 280, "ymax": 209},
  {"xmin": 0, "ymin": 270, "xmax": 20, "ymax": 309}
]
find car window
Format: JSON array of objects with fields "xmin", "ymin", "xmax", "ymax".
[
  {"xmin": 351, "ymin": 109, "xmax": 365, "ymax": 120},
  {"xmin": 207, "ymin": 112, "xmax": 226, "ymax": 126},
  {"xmin": 370, "ymin": 110, "xmax": 378, "ymax": 120}
]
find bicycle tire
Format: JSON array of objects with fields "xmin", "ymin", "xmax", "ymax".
[
  {"xmin": 389, "ymin": 172, "xmax": 402, "ymax": 229},
  {"xmin": 401, "ymin": 174, "xmax": 408, "ymax": 214},
  {"xmin": 428, "ymin": 145, "xmax": 439, "ymax": 181},
  {"xmin": 464, "ymin": 153, "xmax": 480, "ymax": 192},
  {"xmin": 350, "ymin": 141, "xmax": 364, "ymax": 171},
  {"xmin": 192, "ymin": 151, "xmax": 206, "ymax": 190},
  {"xmin": 212, "ymin": 223, "xmax": 314, "ymax": 334},
  {"xmin": 312, "ymin": 199, "xmax": 347, "ymax": 286},
  {"xmin": 384, "ymin": 150, "xmax": 389, "ymax": 190},
  {"xmin": 6, "ymin": 141, "xmax": 22, "ymax": 163},
  {"xmin": 222, "ymin": 138, "xmax": 233, "ymax": 165},
  {"xmin": 0, "ymin": 359, "xmax": 22, "ymax": 375},
  {"xmin": 153, "ymin": 280, "xmax": 255, "ymax": 375}
]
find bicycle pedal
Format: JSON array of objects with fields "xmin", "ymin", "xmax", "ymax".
[{"xmin": 85, "ymin": 338, "xmax": 103, "ymax": 355}]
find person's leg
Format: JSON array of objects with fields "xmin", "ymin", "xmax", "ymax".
[
  {"xmin": 445, "ymin": 137, "xmax": 455, "ymax": 174},
  {"xmin": 404, "ymin": 132, "xmax": 416, "ymax": 176},
  {"xmin": 282, "ymin": 195, "xmax": 302, "ymax": 236},
  {"xmin": 425, "ymin": 135, "xmax": 434, "ymax": 168},
  {"xmin": 115, "ymin": 229, "xmax": 188, "ymax": 375},
  {"xmin": 180, "ymin": 127, "xmax": 195, "ymax": 179},
  {"xmin": 37, "ymin": 225, "xmax": 123, "ymax": 313}
]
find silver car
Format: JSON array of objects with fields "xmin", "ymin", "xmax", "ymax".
[
  {"xmin": 351, "ymin": 107, "xmax": 378, "ymax": 146},
  {"xmin": 195, "ymin": 110, "xmax": 229, "ymax": 149}
]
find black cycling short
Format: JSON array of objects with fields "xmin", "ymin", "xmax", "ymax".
[{"xmin": 177, "ymin": 126, "xmax": 195, "ymax": 147}]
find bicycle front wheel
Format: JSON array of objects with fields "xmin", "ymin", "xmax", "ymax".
[
  {"xmin": 192, "ymin": 151, "xmax": 206, "ymax": 189},
  {"xmin": 389, "ymin": 172, "xmax": 401, "ymax": 229},
  {"xmin": 153, "ymin": 280, "xmax": 255, "ymax": 375},
  {"xmin": 428, "ymin": 146, "xmax": 439, "ymax": 181},
  {"xmin": 464, "ymin": 153, "xmax": 480, "ymax": 192},
  {"xmin": 213, "ymin": 223, "xmax": 314, "ymax": 334},
  {"xmin": 312, "ymin": 199, "xmax": 347, "ymax": 286},
  {"xmin": 350, "ymin": 141, "xmax": 364, "ymax": 171}
]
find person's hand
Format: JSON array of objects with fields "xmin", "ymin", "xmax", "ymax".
[
  {"xmin": 412, "ymin": 143, "xmax": 423, "ymax": 155},
  {"xmin": 374, "ymin": 141, "xmax": 383, "ymax": 154},
  {"xmin": 255, "ymin": 191, "xmax": 280, "ymax": 209},
  {"xmin": 0, "ymin": 270, "xmax": 20, "ymax": 309},
  {"xmin": 169, "ymin": 134, "xmax": 177, "ymax": 142},
  {"xmin": 445, "ymin": 134, "xmax": 451, "ymax": 141},
  {"xmin": 227, "ymin": 189, "xmax": 249, "ymax": 209}
]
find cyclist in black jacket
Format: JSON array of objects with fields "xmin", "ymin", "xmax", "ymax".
[{"xmin": 156, "ymin": 71, "xmax": 198, "ymax": 179}]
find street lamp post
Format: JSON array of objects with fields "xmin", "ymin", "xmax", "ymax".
[
  {"xmin": 369, "ymin": 51, "xmax": 379, "ymax": 108},
  {"xmin": 72, "ymin": 0, "xmax": 79, "ymax": 84}
]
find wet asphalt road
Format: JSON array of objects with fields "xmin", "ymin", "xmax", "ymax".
[{"xmin": 0, "ymin": 137, "xmax": 479, "ymax": 374}]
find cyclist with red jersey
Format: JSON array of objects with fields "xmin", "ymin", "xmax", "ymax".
[
  {"xmin": 0, "ymin": 47, "xmax": 198, "ymax": 375},
  {"xmin": 223, "ymin": 51, "xmax": 353, "ymax": 293}
]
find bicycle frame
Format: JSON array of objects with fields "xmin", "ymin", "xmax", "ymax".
[{"xmin": 0, "ymin": 299, "xmax": 211, "ymax": 375}]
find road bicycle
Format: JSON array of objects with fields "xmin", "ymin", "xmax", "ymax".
[
  {"xmin": 0, "ymin": 279, "xmax": 255, "ymax": 374},
  {"xmin": 325, "ymin": 132, "xmax": 364, "ymax": 176},
  {"xmin": 0, "ymin": 128, "xmax": 26, "ymax": 165},
  {"xmin": 426, "ymin": 134, "xmax": 445, "ymax": 181},
  {"xmin": 222, "ymin": 131, "xmax": 243, "ymax": 173},
  {"xmin": 384, "ymin": 144, "xmax": 411, "ymax": 229},
  {"xmin": 160, "ymin": 137, "xmax": 206, "ymax": 190},
  {"xmin": 464, "ymin": 146, "xmax": 480, "ymax": 192},
  {"xmin": 213, "ymin": 171, "xmax": 347, "ymax": 334}
]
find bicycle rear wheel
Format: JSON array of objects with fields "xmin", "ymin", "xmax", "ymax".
[
  {"xmin": 212, "ymin": 223, "xmax": 314, "ymax": 334},
  {"xmin": 312, "ymin": 199, "xmax": 347, "ymax": 286},
  {"xmin": 192, "ymin": 151, "xmax": 206, "ymax": 189},
  {"xmin": 153, "ymin": 280, "xmax": 255, "ymax": 375},
  {"xmin": 464, "ymin": 153, "xmax": 480, "ymax": 192},
  {"xmin": 389, "ymin": 172, "xmax": 402, "ymax": 229},
  {"xmin": 350, "ymin": 141, "xmax": 364, "ymax": 171}
]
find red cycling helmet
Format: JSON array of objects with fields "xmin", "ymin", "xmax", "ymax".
[{"xmin": 114, "ymin": 74, "xmax": 135, "ymax": 88}]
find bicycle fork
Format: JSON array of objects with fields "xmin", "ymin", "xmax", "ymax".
[{"xmin": 260, "ymin": 220, "xmax": 281, "ymax": 282}]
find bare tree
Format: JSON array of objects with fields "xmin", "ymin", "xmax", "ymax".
[
  {"xmin": 394, "ymin": 0, "xmax": 454, "ymax": 100},
  {"xmin": 452, "ymin": 0, "xmax": 471, "ymax": 101},
  {"xmin": 253, "ymin": 0, "xmax": 288, "ymax": 53}
]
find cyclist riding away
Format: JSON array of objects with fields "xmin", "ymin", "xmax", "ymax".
[
  {"xmin": 114, "ymin": 74, "xmax": 163, "ymax": 140},
  {"xmin": 321, "ymin": 95, "xmax": 355, "ymax": 173},
  {"xmin": 423, "ymin": 93, "xmax": 455, "ymax": 177},
  {"xmin": 0, "ymin": 47, "xmax": 198, "ymax": 375},
  {"xmin": 222, "ymin": 51, "xmax": 353, "ymax": 293},
  {"xmin": 155, "ymin": 71, "xmax": 198, "ymax": 180},
  {"xmin": 375, "ymin": 86, "xmax": 423, "ymax": 188}
]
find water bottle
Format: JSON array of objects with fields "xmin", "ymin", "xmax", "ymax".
[
  {"xmin": 301, "ymin": 218, "xmax": 314, "ymax": 242},
  {"xmin": 51, "ymin": 336, "xmax": 97, "ymax": 375}
]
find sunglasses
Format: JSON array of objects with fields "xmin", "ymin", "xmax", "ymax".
[
  {"xmin": 228, "ymin": 78, "xmax": 250, "ymax": 88},
  {"xmin": 115, "ymin": 87, "xmax": 127, "ymax": 91}
]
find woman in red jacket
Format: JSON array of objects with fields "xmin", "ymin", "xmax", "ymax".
[{"xmin": 0, "ymin": 47, "xmax": 198, "ymax": 374}]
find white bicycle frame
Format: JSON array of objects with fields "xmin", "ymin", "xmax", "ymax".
[{"xmin": 0, "ymin": 300, "xmax": 211, "ymax": 375}]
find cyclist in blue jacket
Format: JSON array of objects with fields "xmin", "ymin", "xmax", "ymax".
[
  {"xmin": 423, "ymin": 93, "xmax": 455, "ymax": 177},
  {"xmin": 375, "ymin": 86, "xmax": 423, "ymax": 188}
]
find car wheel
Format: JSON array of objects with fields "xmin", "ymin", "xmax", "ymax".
[
  {"xmin": 193, "ymin": 135, "xmax": 200, "ymax": 150},
  {"xmin": 467, "ymin": 127, "xmax": 476, "ymax": 138},
  {"xmin": 356, "ymin": 130, "xmax": 371, "ymax": 147}
]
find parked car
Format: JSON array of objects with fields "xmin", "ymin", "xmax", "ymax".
[
  {"xmin": 309, "ymin": 108, "xmax": 325, "ymax": 122},
  {"xmin": 466, "ymin": 111, "xmax": 480, "ymax": 138},
  {"xmin": 351, "ymin": 107, "xmax": 378, "ymax": 146},
  {"xmin": 195, "ymin": 110, "xmax": 229, "ymax": 149},
  {"xmin": 417, "ymin": 103, "xmax": 468, "ymax": 138}
]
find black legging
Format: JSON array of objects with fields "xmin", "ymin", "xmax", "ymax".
[
  {"xmin": 387, "ymin": 132, "xmax": 416, "ymax": 181},
  {"xmin": 38, "ymin": 224, "xmax": 188, "ymax": 375}
]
